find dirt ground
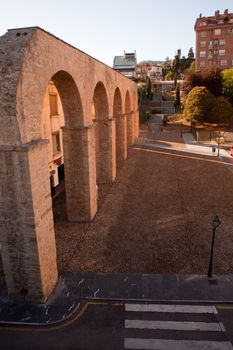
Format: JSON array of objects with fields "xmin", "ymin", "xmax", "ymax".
[
  {"xmin": 54, "ymin": 123, "xmax": 233, "ymax": 275},
  {"xmin": 1, "ymin": 124, "xmax": 232, "ymax": 277}
]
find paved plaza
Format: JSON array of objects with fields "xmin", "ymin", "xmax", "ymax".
[{"xmin": 54, "ymin": 123, "xmax": 233, "ymax": 275}]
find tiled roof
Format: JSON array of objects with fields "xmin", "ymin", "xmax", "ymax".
[
  {"xmin": 138, "ymin": 60, "xmax": 164, "ymax": 65},
  {"xmin": 113, "ymin": 55, "xmax": 137, "ymax": 69}
]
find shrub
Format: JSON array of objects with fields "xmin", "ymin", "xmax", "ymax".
[
  {"xmin": 211, "ymin": 96, "xmax": 233, "ymax": 123},
  {"xmin": 222, "ymin": 68, "xmax": 233, "ymax": 105},
  {"xmin": 183, "ymin": 68, "xmax": 222, "ymax": 97},
  {"xmin": 184, "ymin": 86, "xmax": 215, "ymax": 123}
]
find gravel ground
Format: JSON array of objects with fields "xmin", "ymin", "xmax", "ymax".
[
  {"xmin": 54, "ymin": 124, "xmax": 233, "ymax": 275},
  {"xmin": 1, "ymin": 124, "xmax": 233, "ymax": 277}
]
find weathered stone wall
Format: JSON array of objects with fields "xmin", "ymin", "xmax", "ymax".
[
  {"xmin": 0, "ymin": 26, "xmax": 138, "ymax": 302},
  {"xmin": 0, "ymin": 141, "xmax": 57, "ymax": 301}
]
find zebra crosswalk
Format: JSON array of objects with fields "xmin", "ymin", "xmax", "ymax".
[{"xmin": 124, "ymin": 303, "xmax": 233, "ymax": 350}]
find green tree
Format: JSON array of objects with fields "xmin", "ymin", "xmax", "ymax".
[
  {"xmin": 222, "ymin": 68, "xmax": 233, "ymax": 105},
  {"xmin": 173, "ymin": 54, "xmax": 181, "ymax": 83},
  {"xmin": 162, "ymin": 57, "xmax": 172, "ymax": 78},
  {"xmin": 179, "ymin": 48, "xmax": 195, "ymax": 72},
  {"xmin": 146, "ymin": 77, "xmax": 153, "ymax": 100},
  {"xmin": 165, "ymin": 71, "xmax": 173, "ymax": 80},
  {"xmin": 211, "ymin": 96, "xmax": 233, "ymax": 123},
  {"xmin": 187, "ymin": 60, "xmax": 195, "ymax": 72},
  {"xmin": 174, "ymin": 83, "xmax": 180, "ymax": 108},
  {"xmin": 188, "ymin": 47, "xmax": 194, "ymax": 59},
  {"xmin": 183, "ymin": 68, "xmax": 222, "ymax": 97},
  {"xmin": 185, "ymin": 47, "xmax": 195, "ymax": 70},
  {"xmin": 184, "ymin": 86, "xmax": 215, "ymax": 123}
]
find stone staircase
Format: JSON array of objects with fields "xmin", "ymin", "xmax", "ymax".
[
  {"xmin": 163, "ymin": 100, "xmax": 175, "ymax": 115},
  {"xmin": 146, "ymin": 92, "xmax": 175, "ymax": 133}
]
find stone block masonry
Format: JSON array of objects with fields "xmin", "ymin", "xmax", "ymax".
[{"xmin": 0, "ymin": 26, "xmax": 139, "ymax": 302}]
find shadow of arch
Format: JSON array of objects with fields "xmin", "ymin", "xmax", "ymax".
[
  {"xmin": 93, "ymin": 81, "xmax": 113, "ymax": 184},
  {"xmin": 114, "ymin": 87, "xmax": 127, "ymax": 161}
]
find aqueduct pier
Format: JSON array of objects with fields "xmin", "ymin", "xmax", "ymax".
[{"xmin": 0, "ymin": 27, "xmax": 139, "ymax": 302}]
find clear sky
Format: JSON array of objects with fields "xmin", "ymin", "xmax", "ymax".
[{"xmin": 0, "ymin": 0, "xmax": 232, "ymax": 66}]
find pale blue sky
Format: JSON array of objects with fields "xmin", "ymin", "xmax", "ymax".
[{"xmin": 0, "ymin": 0, "xmax": 232, "ymax": 66}]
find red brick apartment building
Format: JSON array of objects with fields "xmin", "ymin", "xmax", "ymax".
[
  {"xmin": 137, "ymin": 61, "xmax": 163, "ymax": 83},
  {"xmin": 195, "ymin": 9, "xmax": 233, "ymax": 71}
]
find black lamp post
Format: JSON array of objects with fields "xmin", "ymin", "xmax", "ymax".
[
  {"xmin": 216, "ymin": 130, "xmax": 221, "ymax": 157},
  {"xmin": 207, "ymin": 215, "xmax": 221, "ymax": 279}
]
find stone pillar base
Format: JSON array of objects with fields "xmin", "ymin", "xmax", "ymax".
[
  {"xmin": 94, "ymin": 117, "xmax": 116, "ymax": 184},
  {"xmin": 0, "ymin": 140, "xmax": 58, "ymax": 303},
  {"xmin": 116, "ymin": 114, "xmax": 127, "ymax": 161},
  {"xmin": 62, "ymin": 125, "xmax": 97, "ymax": 222},
  {"xmin": 127, "ymin": 111, "xmax": 134, "ymax": 146}
]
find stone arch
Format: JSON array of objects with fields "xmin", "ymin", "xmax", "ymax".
[
  {"xmin": 51, "ymin": 70, "xmax": 84, "ymax": 128},
  {"xmin": 93, "ymin": 81, "xmax": 109, "ymax": 120},
  {"xmin": 42, "ymin": 70, "xmax": 95, "ymax": 222},
  {"xmin": 125, "ymin": 90, "xmax": 134, "ymax": 146},
  {"xmin": 0, "ymin": 69, "xmax": 97, "ymax": 303},
  {"xmin": 0, "ymin": 27, "xmax": 138, "ymax": 303},
  {"xmin": 114, "ymin": 87, "xmax": 127, "ymax": 161},
  {"xmin": 93, "ymin": 82, "xmax": 115, "ymax": 184}
]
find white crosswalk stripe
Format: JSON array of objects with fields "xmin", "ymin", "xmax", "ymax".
[
  {"xmin": 124, "ymin": 303, "xmax": 233, "ymax": 350},
  {"xmin": 125, "ymin": 303, "xmax": 218, "ymax": 314},
  {"xmin": 125, "ymin": 338, "xmax": 233, "ymax": 350},
  {"xmin": 125, "ymin": 319, "xmax": 225, "ymax": 332}
]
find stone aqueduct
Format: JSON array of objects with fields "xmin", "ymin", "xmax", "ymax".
[{"xmin": 0, "ymin": 27, "xmax": 139, "ymax": 302}]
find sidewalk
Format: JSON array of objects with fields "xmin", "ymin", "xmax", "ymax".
[
  {"xmin": 1, "ymin": 272, "xmax": 233, "ymax": 325},
  {"xmin": 183, "ymin": 133, "xmax": 231, "ymax": 158},
  {"xmin": 138, "ymin": 130, "xmax": 232, "ymax": 158}
]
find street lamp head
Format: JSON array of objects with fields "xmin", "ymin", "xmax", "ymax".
[{"xmin": 212, "ymin": 215, "xmax": 221, "ymax": 229}]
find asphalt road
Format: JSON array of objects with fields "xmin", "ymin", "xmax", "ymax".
[{"xmin": 1, "ymin": 301, "xmax": 233, "ymax": 350}]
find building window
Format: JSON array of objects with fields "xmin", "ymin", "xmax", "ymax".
[
  {"xmin": 49, "ymin": 94, "xmax": 58, "ymax": 116},
  {"xmin": 220, "ymin": 60, "xmax": 227, "ymax": 66},
  {"xmin": 200, "ymin": 61, "xmax": 206, "ymax": 68},
  {"xmin": 213, "ymin": 39, "xmax": 219, "ymax": 45},
  {"xmin": 209, "ymin": 41, "xmax": 213, "ymax": 48},
  {"xmin": 219, "ymin": 49, "xmax": 226, "ymax": 56},
  {"xmin": 225, "ymin": 27, "xmax": 233, "ymax": 33},
  {"xmin": 200, "ymin": 51, "xmax": 206, "ymax": 58},
  {"xmin": 219, "ymin": 39, "xmax": 226, "ymax": 45},
  {"xmin": 214, "ymin": 29, "xmax": 221, "ymax": 35},
  {"xmin": 200, "ymin": 31, "xmax": 206, "ymax": 38},
  {"xmin": 200, "ymin": 41, "xmax": 206, "ymax": 47},
  {"xmin": 52, "ymin": 133, "xmax": 61, "ymax": 154}
]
